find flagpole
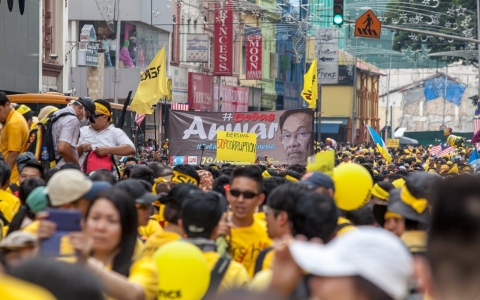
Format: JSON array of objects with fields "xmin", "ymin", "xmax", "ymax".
[
  {"xmin": 113, "ymin": 0, "xmax": 121, "ymax": 104},
  {"xmin": 316, "ymin": 83, "xmax": 322, "ymax": 144}
]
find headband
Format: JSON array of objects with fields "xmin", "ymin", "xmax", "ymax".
[
  {"xmin": 171, "ymin": 170, "xmax": 199, "ymax": 185},
  {"xmin": 384, "ymin": 211, "xmax": 404, "ymax": 220},
  {"xmin": 400, "ymin": 187, "xmax": 427, "ymax": 214},
  {"xmin": 371, "ymin": 183, "xmax": 389, "ymax": 201},
  {"xmin": 262, "ymin": 170, "xmax": 271, "ymax": 178},
  {"xmin": 284, "ymin": 175, "xmax": 299, "ymax": 182},
  {"xmin": 95, "ymin": 102, "xmax": 111, "ymax": 116}
]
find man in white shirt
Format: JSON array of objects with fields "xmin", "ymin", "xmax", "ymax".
[{"xmin": 77, "ymin": 99, "xmax": 135, "ymax": 166}]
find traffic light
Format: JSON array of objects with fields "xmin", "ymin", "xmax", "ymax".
[{"xmin": 333, "ymin": 0, "xmax": 344, "ymax": 26}]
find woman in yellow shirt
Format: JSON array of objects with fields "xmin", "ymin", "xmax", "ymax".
[{"xmin": 70, "ymin": 188, "xmax": 157, "ymax": 300}]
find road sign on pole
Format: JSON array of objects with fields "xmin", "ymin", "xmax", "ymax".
[{"xmin": 354, "ymin": 10, "xmax": 381, "ymax": 39}]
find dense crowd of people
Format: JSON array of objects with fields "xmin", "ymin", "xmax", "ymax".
[{"xmin": 0, "ymin": 90, "xmax": 478, "ymax": 299}]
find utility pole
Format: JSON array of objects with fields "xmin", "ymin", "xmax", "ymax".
[
  {"xmin": 113, "ymin": 0, "xmax": 121, "ymax": 104},
  {"xmin": 477, "ymin": 0, "xmax": 480, "ymax": 104},
  {"xmin": 351, "ymin": 38, "xmax": 358, "ymax": 144},
  {"xmin": 442, "ymin": 66, "xmax": 448, "ymax": 126},
  {"xmin": 385, "ymin": 32, "xmax": 394, "ymax": 141}
]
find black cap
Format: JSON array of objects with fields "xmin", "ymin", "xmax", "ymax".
[
  {"xmin": 159, "ymin": 183, "xmax": 200, "ymax": 208},
  {"xmin": 181, "ymin": 191, "xmax": 227, "ymax": 238},
  {"xmin": 115, "ymin": 179, "xmax": 159, "ymax": 204},
  {"xmin": 76, "ymin": 97, "xmax": 96, "ymax": 123}
]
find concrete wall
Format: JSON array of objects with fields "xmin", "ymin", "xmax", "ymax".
[
  {"xmin": 72, "ymin": 67, "xmax": 141, "ymax": 100},
  {"xmin": 0, "ymin": 0, "xmax": 40, "ymax": 93},
  {"xmin": 379, "ymin": 63, "xmax": 478, "ymax": 132}
]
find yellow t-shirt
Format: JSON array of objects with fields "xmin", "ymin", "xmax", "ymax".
[
  {"xmin": 250, "ymin": 269, "xmax": 273, "ymax": 293},
  {"xmin": 0, "ymin": 189, "xmax": 20, "ymax": 216},
  {"xmin": 138, "ymin": 219, "xmax": 163, "ymax": 241},
  {"xmin": 103, "ymin": 257, "xmax": 158, "ymax": 300},
  {"xmin": 228, "ymin": 218, "xmax": 272, "ymax": 278},
  {"xmin": 254, "ymin": 211, "xmax": 266, "ymax": 226},
  {"xmin": 401, "ymin": 230, "xmax": 427, "ymax": 254},
  {"xmin": 0, "ymin": 275, "xmax": 56, "ymax": 300},
  {"xmin": 336, "ymin": 216, "xmax": 357, "ymax": 236},
  {"xmin": 1, "ymin": 109, "xmax": 29, "ymax": 183},
  {"xmin": 133, "ymin": 237, "xmax": 145, "ymax": 262},
  {"xmin": 204, "ymin": 251, "xmax": 249, "ymax": 293},
  {"xmin": 255, "ymin": 248, "xmax": 274, "ymax": 273},
  {"xmin": 6, "ymin": 181, "xmax": 19, "ymax": 196},
  {"xmin": 0, "ymin": 200, "xmax": 12, "ymax": 223},
  {"xmin": 127, "ymin": 258, "xmax": 158, "ymax": 300},
  {"xmin": 142, "ymin": 231, "xmax": 181, "ymax": 259}
]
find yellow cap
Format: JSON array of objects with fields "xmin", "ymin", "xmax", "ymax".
[
  {"xmin": 16, "ymin": 105, "xmax": 31, "ymax": 115},
  {"xmin": 440, "ymin": 165, "xmax": 450, "ymax": 173}
]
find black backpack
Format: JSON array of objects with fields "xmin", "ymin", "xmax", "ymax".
[
  {"xmin": 26, "ymin": 111, "xmax": 75, "ymax": 170},
  {"xmin": 202, "ymin": 256, "xmax": 231, "ymax": 299}
]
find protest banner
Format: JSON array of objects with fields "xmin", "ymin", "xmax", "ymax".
[
  {"xmin": 168, "ymin": 109, "xmax": 314, "ymax": 165},
  {"xmin": 216, "ymin": 131, "xmax": 257, "ymax": 162},
  {"xmin": 386, "ymin": 139, "xmax": 400, "ymax": 148}
]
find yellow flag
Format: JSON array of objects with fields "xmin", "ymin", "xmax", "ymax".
[
  {"xmin": 131, "ymin": 46, "xmax": 167, "ymax": 114},
  {"xmin": 301, "ymin": 59, "xmax": 318, "ymax": 109}
]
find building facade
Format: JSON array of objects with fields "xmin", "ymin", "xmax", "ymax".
[{"xmin": 68, "ymin": 0, "xmax": 171, "ymax": 100}]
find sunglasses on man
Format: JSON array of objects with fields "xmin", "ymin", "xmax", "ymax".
[{"xmin": 229, "ymin": 189, "xmax": 259, "ymax": 199}]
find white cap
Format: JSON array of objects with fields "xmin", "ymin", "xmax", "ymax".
[
  {"xmin": 45, "ymin": 169, "xmax": 93, "ymax": 207},
  {"xmin": 289, "ymin": 227, "xmax": 413, "ymax": 300}
]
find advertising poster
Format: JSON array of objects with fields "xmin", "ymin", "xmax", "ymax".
[
  {"xmin": 184, "ymin": 34, "xmax": 209, "ymax": 62},
  {"xmin": 188, "ymin": 72, "xmax": 213, "ymax": 111},
  {"xmin": 245, "ymin": 27, "xmax": 262, "ymax": 79},
  {"xmin": 214, "ymin": 0, "xmax": 233, "ymax": 75},
  {"xmin": 169, "ymin": 109, "xmax": 314, "ymax": 165}
]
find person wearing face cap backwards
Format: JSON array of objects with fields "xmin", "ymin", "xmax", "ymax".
[
  {"xmin": 51, "ymin": 97, "xmax": 97, "ymax": 168},
  {"xmin": 77, "ymin": 99, "xmax": 135, "ymax": 168}
]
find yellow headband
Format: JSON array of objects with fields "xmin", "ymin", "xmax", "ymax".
[
  {"xmin": 371, "ymin": 183, "xmax": 389, "ymax": 201},
  {"xmin": 400, "ymin": 187, "xmax": 427, "ymax": 214},
  {"xmin": 262, "ymin": 170, "xmax": 271, "ymax": 178},
  {"xmin": 172, "ymin": 170, "xmax": 199, "ymax": 185},
  {"xmin": 284, "ymin": 175, "xmax": 299, "ymax": 182},
  {"xmin": 95, "ymin": 102, "xmax": 111, "ymax": 116},
  {"xmin": 384, "ymin": 211, "xmax": 404, "ymax": 220}
]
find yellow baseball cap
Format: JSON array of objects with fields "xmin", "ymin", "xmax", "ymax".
[{"xmin": 16, "ymin": 104, "xmax": 32, "ymax": 115}]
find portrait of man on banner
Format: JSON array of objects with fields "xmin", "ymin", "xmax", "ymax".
[{"xmin": 279, "ymin": 110, "xmax": 314, "ymax": 165}]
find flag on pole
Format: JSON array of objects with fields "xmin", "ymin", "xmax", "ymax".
[
  {"xmin": 367, "ymin": 125, "xmax": 392, "ymax": 163},
  {"xmin": 130, "ymin": 46, "xmax": 168, "ymax": 114},
  {"xmin": 301, "ymin": 59, "xmax": 318, "ymax": 109}
]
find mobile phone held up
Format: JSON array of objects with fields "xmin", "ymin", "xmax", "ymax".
[{"xmin": 40, "ymin": 209, "xmax": 82, "ymax": 256}]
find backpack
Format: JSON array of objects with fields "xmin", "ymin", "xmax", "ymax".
[
  {"xmin": 203, "ymin": 256, "xmax": 231, "ymax": 299},
  {"xmin": 26, "ymin": 111, "xmax": 75, "ymax": 170},
  {"xmin": 82, "ymin": 151, "xmax": 121, "ymax": 176},
  {"xmin": 253, "ymin": 247, "xmax": 272, "ymax": 275}
]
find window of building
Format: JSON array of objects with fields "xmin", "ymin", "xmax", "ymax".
[{"xmin": 78, "ymin": 21, "xmax": 162, "ymax": 69}]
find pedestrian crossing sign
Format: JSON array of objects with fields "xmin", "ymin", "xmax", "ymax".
[{"xmin": 354, "ymin": 10, "xmax": 381, "ymax": 39}]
